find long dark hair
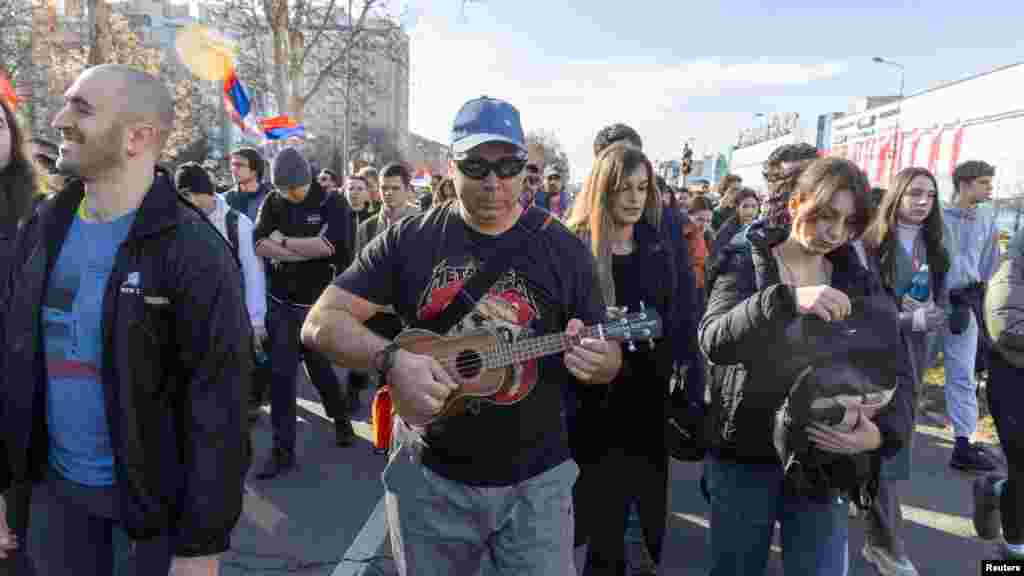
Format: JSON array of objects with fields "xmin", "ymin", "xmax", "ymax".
[
  {"xmin": 567, "ymin": 142, "xmax": 661, "ymax": 306},
  {"xmin": 0, "ymin": 98, "xmax": 37, "ymax": 229},
  {"xmin": 863, "ymin": 167, "xmax": 950, "ymax": 293}
]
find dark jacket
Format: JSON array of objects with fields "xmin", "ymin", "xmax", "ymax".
[
  {"xmin": 224, "ymin": 181, "xmax": 272, "ymax": 224},
  {"xmin": 660, "ymin": 207, "xmax": 705, "ymax": 402},
  {"xmin": 355, "ymin": 204, "xmax": 420, "ymax": 254},
  {"xmin": 0, "ymin": 169, "xmax": 251, "ymax": 557},
  {"xmin": 699, "ymin": 220, "xmax": 913, "ymax": 464}
]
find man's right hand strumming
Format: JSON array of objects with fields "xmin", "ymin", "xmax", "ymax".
[{"xmin": 389, "ymin": 349, "xmax": 458, "ymax": 426}]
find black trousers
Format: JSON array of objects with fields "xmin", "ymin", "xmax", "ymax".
[
  {"xmin": 988, "ymin": 349, "xmax": 1024, "ymax": 543},
  {"xmin": 267, "ymin": 300, "xmax": 347, "ymax": 453},
  {"xmin": 575, "ymin": 446, "xmax": 669, "ymax": 576}
]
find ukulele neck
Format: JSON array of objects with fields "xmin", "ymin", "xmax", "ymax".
[{"xmin": 484, "ymin": 325, "xmax": 603, "ymax": 370}]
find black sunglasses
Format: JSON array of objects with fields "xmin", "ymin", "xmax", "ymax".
[{"xmin": 456, "ymin": 156, "xmax": 528, "ymax": 180}]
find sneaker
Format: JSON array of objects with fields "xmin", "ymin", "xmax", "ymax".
[
  {"xmin": 335, "ymin": 420, "xmax": 356, "ymax": 447},
  {"xmin": 1001, "ymin": 540, "xmax": 1024, "ymax": 560},
  {"xmin": 862, "ymin": 543, "xmax": 919, "ymax": 576},
  {"xmin": 951, "ymin": 441, "xmax": 998, "ymax": 472},
  {"xmin": 973, "ymin": 475, "xmax": 1004, "ymax": 540}
]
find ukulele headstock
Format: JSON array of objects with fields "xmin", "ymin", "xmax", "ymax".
[{"xmin": 602, "ymin": 302, "xmax": 662, "ymax": 351}]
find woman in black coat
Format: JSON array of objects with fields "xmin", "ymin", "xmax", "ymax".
[
  {"xmin": 567, "ymin": 143, "xmax": 699, "ymax": 575},
  {"xmin": 0, "ymin": 94, "xmax": 40, "ymax": 569},
  {"xmin": 699, "ymin": 157, "xmax": 914, "ymax": 576}
]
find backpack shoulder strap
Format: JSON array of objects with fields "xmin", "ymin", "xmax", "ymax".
[{"xmin": 226, "ymin": 208, "xmax": 240, "ymax": 261}]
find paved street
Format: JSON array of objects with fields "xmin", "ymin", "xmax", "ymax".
[{"xmin": 224, "ymin": 370, "xmax": 1005, "ymax": 576}]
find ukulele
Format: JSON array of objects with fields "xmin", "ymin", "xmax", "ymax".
[{"xmin": 391, "ymin": 304, "xmax": 662, "ymax": 427}]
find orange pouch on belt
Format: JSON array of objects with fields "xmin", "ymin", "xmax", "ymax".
[{"xmin": 371, "ymin": 385, "xmax": 393, "ymax": 452}]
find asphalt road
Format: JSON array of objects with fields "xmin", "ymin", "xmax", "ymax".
[{"xmin": 223, "ymin": 370, "xmax": 1005, "ymax": 576}]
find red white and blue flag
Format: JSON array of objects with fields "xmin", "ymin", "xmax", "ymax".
[{"xmin": 259, "ymin": 115, "xmax": 306, "ymax": 140}]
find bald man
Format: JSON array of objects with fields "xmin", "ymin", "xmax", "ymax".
[{"xmin": 0, "ymin": 64, "xmax": 250, "ymax": 575}]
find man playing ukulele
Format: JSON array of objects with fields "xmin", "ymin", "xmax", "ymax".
[{"xmin": 302, "ymin": 96, "xmax": 621, "ymax": 575}]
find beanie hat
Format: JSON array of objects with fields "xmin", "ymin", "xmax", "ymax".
[
  {"xmin": 174, "ymin": 162, "xmax": 214, "ymax": 196},
  {"xmin": 271, "ymin": 147, "xmax": 311, "ymax": 189}
]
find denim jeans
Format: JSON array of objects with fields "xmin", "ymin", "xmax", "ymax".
[
  {"xmin": 25, "ymin": 468, "xmax": 172, "ymax": 575},
  {"xmin": 383, "ymin": 424, "xmax": 578, "ymax": 576},
  {"xmin": 942, "ymin": 309, "xmax": 980, "ymax": 439},
  {"xmin": 706, "ymin": 457, "xmax": 848, "ymax": 576}
]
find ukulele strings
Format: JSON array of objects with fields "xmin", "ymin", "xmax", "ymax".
[{"xmin": 432, "ymin": 329, "xmax": 593, "ymax": 372}]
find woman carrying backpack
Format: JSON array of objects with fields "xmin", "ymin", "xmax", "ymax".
[
  {"xmin": 859, "ymin": 167, "xmax": 950, "ymax": 575},
  {"xmin": 699, "ymin": 157, "xmax": 914, "ymax": 575}
]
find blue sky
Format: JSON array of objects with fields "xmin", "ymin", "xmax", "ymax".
[{"xmin": 404, "ymin": 0, "xmax": 1024, "ymax": 181}]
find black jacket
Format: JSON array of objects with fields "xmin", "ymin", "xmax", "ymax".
[
  {"xmin": 699, "ymin": 221, "xmax": 913, "ymax": 464},
  {"xmin": 0, "ymin": 169, "xmax": 251, "ymax": 557}
]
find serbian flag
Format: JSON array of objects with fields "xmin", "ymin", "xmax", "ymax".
[
  {"xmin": 259, "ymin": 115, "xmax": 306, "ymax": 140},
  {"xmin": 222, "ymin": 69, "xmax": 250, "ymax": 126},
  {"xmin": 0, "ymin": 71, "xmax": 17, "ymax": 110}
]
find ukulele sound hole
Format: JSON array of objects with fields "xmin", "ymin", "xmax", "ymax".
[{"xmin": 454, "ymin": 350, "xmax": 483, "ymax": 379}]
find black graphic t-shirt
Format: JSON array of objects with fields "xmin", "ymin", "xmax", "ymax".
[
  {"xmin": 335, "ymin": 203, "xmax": 606, "ymax": 486},
  {"xmin": 254, "ymin": 184, "xmax": 350, "ymax": 306}
]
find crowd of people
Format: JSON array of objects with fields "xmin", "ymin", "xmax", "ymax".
[{"xmin": 0, "ymin": 63, "xmax": 1021, "ymax": 576}]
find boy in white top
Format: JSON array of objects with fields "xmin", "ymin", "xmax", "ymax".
[{"xmin": 175, "ymin": 162, "xmax": 267, "ymax": 345}]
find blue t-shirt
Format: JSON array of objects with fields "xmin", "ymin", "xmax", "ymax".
[
  {"xmin": 44, "ymin": 210, "xmax": 136, "ymax": 486},
  {"xmin": 334, "ymin": 204, "xmax": 605, "ymax": 486}
]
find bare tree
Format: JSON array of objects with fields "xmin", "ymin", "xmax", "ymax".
[
  {"xmin": 204, "ymin": 0, "xmax": 406, "ymax": 122},
  {"xmin": 0, "ymin": 0, "xmax": 33, "ymax": 89},
  {"xmin": 29, "ymin": 5, "xmax": 215, "ymax": 162},
  {"xmin": 527, "ymin": 129, "xmax": 571, "ymax": 181}
]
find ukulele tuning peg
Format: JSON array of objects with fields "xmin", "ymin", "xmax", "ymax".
[
  {"xmin": 638, "ymin": 301, "xmax": 648, "ymax": 319},
  {"xmin": 648, "ymin": 339, "xmax": 655, "ymax": 350},
  {"xmin": 628, "ymin": 340, "xmax": 637, "ymax": 352}
]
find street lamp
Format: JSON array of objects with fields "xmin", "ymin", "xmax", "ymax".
[
  {"xmin": 873, "ymin": 57, "xmax": 906, "ymax": 176},
  {"xmin": 872, "ymin": 56, "xmax": 905, "ymax": 100}
]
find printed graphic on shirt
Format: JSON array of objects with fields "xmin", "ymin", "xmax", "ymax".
[
  {"xmin": 44, "ymin": 258, "xmax": 109, "ymax": 378},
  {"xmin": 417, "ymin": 258, "xmax": 540, "ymax": 404}
]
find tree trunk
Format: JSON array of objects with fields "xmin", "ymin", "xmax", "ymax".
[
  {"xmin": 267, "ymin": 0, "xmax": 290, "ymax": 119},
  {"xmin": 87, "ymin": 0, "xmax": 111, "ymax": 65}
]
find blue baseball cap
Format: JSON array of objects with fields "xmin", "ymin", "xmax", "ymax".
[{"xmin": 449, "ymin": 96, "xmax": 527, "ymax": 157}]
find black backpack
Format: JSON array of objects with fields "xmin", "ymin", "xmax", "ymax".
[{"xmin": 772, "ymin": 293, "xmax": 905, "ymax": 504}]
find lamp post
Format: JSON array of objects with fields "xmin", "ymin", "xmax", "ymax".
[{"xmin": 873, "ymin": 56, "xmax": 906, "ymax": 179}]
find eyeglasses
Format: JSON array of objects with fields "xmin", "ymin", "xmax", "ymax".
[
  {"xmin": 455, "ymin": 156, "xmax": 528, "ymax": 180},
  {"xmin": 546, "ymin": 174, "xmax": 561, "ymax": 181}
]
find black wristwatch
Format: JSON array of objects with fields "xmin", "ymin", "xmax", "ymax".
[
  {"xmin": 373, "ymin": 342, "xmax": 401, "ymax": 382},
  {"xmin": 281, "ymin": 236, "xmax": 288, "ymax": 249}
]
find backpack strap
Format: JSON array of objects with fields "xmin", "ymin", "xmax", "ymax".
[
  {"xmin": 410, "ymin": 207, "xmax": 554, "ymax": 335},
  {"xmin": 226, "ymin": 208, "xmax": 240, "ymax": 262}
]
